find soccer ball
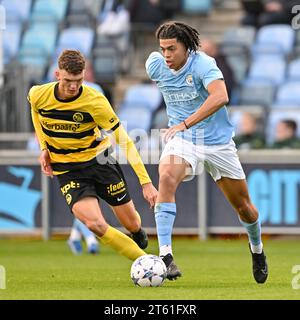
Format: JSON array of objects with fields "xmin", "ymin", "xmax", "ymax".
[{"xmin": 130, "ymin": 254, "xmax": 167, "ymax": 287}]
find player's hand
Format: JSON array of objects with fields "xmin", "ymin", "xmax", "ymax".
[
  {"xmin": 163, "ymin": 122, "xmax": 186, "ymax": 143},
  {"xmin": 142, "ymin": 183, "xmax": 158, "ymax": 209},
  {"xmin": 39, "ymin": 149, "xmax": 53, "ymax": 178}
]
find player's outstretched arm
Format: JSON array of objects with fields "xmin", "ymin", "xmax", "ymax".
[
  {"xmin": 141, "ymin": 182, "xmax": 157, "ymax": 208},
  {"xmin": 112, "ymin": 125, "xmax": 158, "ymax": 208}
]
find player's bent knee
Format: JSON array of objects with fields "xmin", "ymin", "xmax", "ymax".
[
  {"xmin": 85, "ymin": 219, "xmax": 108, "ymax": 235},
  {"xmin": 159, "ymin": 171, "xmax": 180, "ymax": 190},
  {"xmin": 236, "ymin": 202, "xmax": 258, "ymax": 223},
  {"xmin": 72, "ymin": 201, "xmax": 88, "ymax": 217}
]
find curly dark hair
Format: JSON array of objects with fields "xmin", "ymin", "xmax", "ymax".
[
  {"xmin": 58, "ymin": 49, "xmax": 86, "ymax": 74},
  {"xmin": 155, "ymin": 21, "xmax": 200, "ymax": 52}
]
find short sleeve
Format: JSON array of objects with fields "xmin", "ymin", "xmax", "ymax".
[
  {"xmin": 145, "ymin": 52, "xmax": 164, "ymax": 81},
  {"xmin": 196, "ymin": 55, "xmax": 224, "ymax": 89}
]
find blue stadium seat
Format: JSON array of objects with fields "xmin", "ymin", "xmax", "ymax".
[
  {"xmin": 246, "ymin": 56, "xmax": 286, "ymax": 85},
  {"xmin": 267, "ymin": 109, "xmax": 300, "ymax": 144},
  {"xmin": 83, "ymin": 81, "xmax": 104, "ymax": 93},
  {"xmin": 94, "ymin": 32, "xmax": 129, "ymax": 73},
  {"xmin": 93, "ymin": 47, "xmax": 118, "ymax": 84},
  {"xmin": 122, "ymin": 84, "xmax": 162, "ymax": 112},
  {"xmin": 56, "ymin": 27, "xmax": 94, "ymax": 57},
  {"xmin": 18, "ymin": 54, "xmax": 48, "ymax": 67},
  {"xmin": 118, "ymin": 106, "xmax": 153, "ymax": 132},
  {"xmin": 297, "ymin": 29, "xmax": 300, "ymax": 45},
  {"xmin": 182, "ymin": 0, "xmax": 212, "ymax": 14},
  {"xmin": 19, "ymin": 23, "xmax": 58, "ymax": 57},
  {"xmin": 222, "ymin": 26, "xmax": 256, "ymax": 49},
  {"xmin": 221, "ymin": 46, "xmax": 249, "ymax": 84},
  {"xmin": 3, "ymin": 0, "xmax": 32, "ymax": 22},
  {"xmin": 66, "ymin": 13, "xmax": 94, "ymax": 28},
  {"xmin": 3, "ymin": 22, "xmax": 22, "ymax": 64},
  {"xmin": 273, "ymin": 82, "xmax": 300, "ymax": 107},
  {"xmin": 239, "ymin": 81, "xmax": 276, "ymax": 107},
  {"xmin": 295, "ymin": 29, "xmax": 300, "ymax": 55},
  {"xmin": 287, "ymin": 59, "xmax": 300, "ymax": 82},
  {"xmin": 18, "ymin": 51, "xmax": 49, "ymax": 81},
  {"xmin": 45, "ymin": 63, "xmax": 57, "ymax": 81},
  {"xmin": 69, "ymin": 0, "xmax": 103, "ymax": 19},
  {"xmin": 66, "ymin": 0, "xmax": 104, "ymax": 28},
  {"xmin": 18, "ymin": 22, "xmax": 58, "ymax": 80},
  {"xmin": 251, "ymin": 25, "xmax": 295, "ymax": 57},
  {"xmin": 31, "ymin": 0, "xmax": 68, "ymax": 23}
]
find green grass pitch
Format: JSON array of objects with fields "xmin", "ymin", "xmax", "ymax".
[{"xmin": 0, "ymin": 238, "xmax": 299, "ymax": 300}]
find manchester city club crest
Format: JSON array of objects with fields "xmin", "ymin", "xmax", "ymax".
[{"xmin": 186, "ymin": 74, "xmax": 193, "ymax": 86}]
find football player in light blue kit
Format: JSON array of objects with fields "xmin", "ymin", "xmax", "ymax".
[{"xmin": 146, "ymin": 21, "xmax": 268, "ymax": 283}]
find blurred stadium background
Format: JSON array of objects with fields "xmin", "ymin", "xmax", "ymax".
[{"xmin": 0, "ymin": 0, "xmax": 300, "ymax": 240}]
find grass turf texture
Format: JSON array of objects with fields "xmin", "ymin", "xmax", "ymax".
[{"xmin": 0, "ymin": 238, "xmax": 299, "ymax": 300}]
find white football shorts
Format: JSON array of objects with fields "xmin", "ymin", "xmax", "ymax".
[{"xmin": 160, "ymin": 136, "xmax": 246, "ymax": 182}]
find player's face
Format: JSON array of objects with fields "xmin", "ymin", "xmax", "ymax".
[
  {"xmin": 159, "ymin": 38, "xmax": 189, "ymax": 71},
  {"xmin": 55, "ymin": 69, "xmax": 84, "ymax": 99}
]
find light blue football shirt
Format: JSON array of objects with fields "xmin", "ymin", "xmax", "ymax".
[{"xmin": 145, "ymin": 51, "xmax": 234, "ymax": 145}]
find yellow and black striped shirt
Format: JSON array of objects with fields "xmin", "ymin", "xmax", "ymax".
[{"xmin": 28, "ymin": 82, "xmax": 151, "ymax": 185}]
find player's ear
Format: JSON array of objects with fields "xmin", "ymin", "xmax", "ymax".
[{"xmin": 55, "ymin": 69, "xmax": 60, "ymax": 81}]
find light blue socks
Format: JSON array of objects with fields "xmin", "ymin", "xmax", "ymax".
[
  {"xmin": 239, "ymin": 218, "xmax": 263, "ymax": 253},
  {"xmin": 154, "ymin": 203, "xmax": 176, "ymax": 256}
]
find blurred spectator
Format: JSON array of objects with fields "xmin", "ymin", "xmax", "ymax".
[
  {"xmin": 129, "ymin": 0, "xmax": 167, "ymax": 25},
  {"xmin": 100, "ymin": 0, "xmax": 128, "ymax": 18},
  {"xmin": 270, "ymin": 119, "xmax": 300, "ymax": 149},
  {"xmin": 201, "ymin": 38, "xmax": 236, "ymax": 101},
  {"xmin": 240, "ymin": 0, "xmax": 299, "ymax": 28},
  {"xmin": 157, "ymin": 0, "xmax": 181, "ymax": 20},
  {"xmin": 68, "ymin": 219, "xmax": 100, "ymax": 255},
  {"xmin": 86, "ymin": 59, "xmax": 113, "ymax": 105},
  {"xmin": 234, "ymin": 112, "xmax": 265, "ymax": 149},
  {"xmin": 84, "ymin": 60, "xmax": 104, "ymax": 93},
  {"xmin": 98, "ymin": 0, "xmax": 130, "ymax": 36}
]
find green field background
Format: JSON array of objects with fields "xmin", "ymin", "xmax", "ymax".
[{"xmin": 0, "ymin": 238, "xmax": 299, "ymax": 300}]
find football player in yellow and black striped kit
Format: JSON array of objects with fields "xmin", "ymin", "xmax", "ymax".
[{"xmin": 28, "ymin": 50, "xmax": 158, "ymax": 261}]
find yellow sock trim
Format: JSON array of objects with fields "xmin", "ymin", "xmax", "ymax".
[{"xmin": 99, "ymin": 226, "xmax": 146, "ymax": 261}]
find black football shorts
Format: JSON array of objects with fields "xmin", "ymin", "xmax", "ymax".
[{"xmin": 57, "ymin": 158, "xmax": 131, "ymax": 209}]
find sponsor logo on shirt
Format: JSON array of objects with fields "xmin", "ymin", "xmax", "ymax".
[
  {"xmin": 163, "ymin": 90, "xmax": 199, "ymax": 103},
  {"xmin": 42, "ymin": 121, "xmax": 81, "ymax": 131}
]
